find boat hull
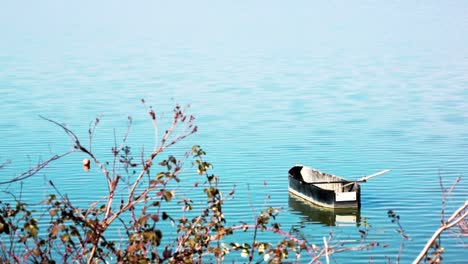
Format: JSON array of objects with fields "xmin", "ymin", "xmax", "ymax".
[{"xmin": 288, "ymin": 166, "xmax": 361, "ymax": 209}]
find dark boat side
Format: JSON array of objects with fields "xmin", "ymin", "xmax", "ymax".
[{"xmin": 288, "ymin": 165, "xmax": 361, "ymax": 209}]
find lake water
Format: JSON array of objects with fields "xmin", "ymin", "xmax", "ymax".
[{"xmin": 1, "ymin": 1, "xmax": 467, "ymax": 263}]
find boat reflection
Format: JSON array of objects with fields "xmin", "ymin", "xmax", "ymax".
[{"xmin": 288, "ymin": 195, "xmax": 361, "ymax": 227}]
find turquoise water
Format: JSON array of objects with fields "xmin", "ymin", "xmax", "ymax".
[{"xmin": 1, "ymin": 1, "xmax": 467, "ymax": 263}]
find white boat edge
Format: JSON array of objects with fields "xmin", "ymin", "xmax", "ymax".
[{"xmin": 288, "ymin": 187, "xmax": 358, "ymax": 209}]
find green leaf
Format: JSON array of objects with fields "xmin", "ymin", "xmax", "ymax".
[
  {"xmin": 154, "ymin": 229, "xmax": 162, "ymax": 246},
  {"xmin": 156, "ymin": 173, "xmax": 165, "ymax": 180},
  {"xmin": 168, "ymin": 155, "xmax": 177, "ymax": 164},
  {"xmin": 163, "ymin": 190, "xmax": 174, "ymax": 202},
  {"xmin": 241, "ymin": 249, "xmax": 249, "ymax": 258},
  {"xmin": 162, "ymin": 212, "xmax": 169, "ymax": 220},
  {"xmin": 149, "ymin": 180, "xmax": 158, "ymax": 187},
  {"xmin": 207, "ymin": 175, "xmax": 216, "ymax": 182},
  {"xmin": 70, "ymin": 226, "xmax": 80, "ymax": 237},
  {"xmin": 230, "ymin": 242, "xmax": 240, "ymax": 249},
  {"xmin": 258, "ymin": 243, "xmax": 266, "ymax": 254},
  {"xmin": 28, "ymin": 224, "xmax": 38, "ymax": 238},
  {"xmin": 197, "ymin": 164, "xmax": 204, "ymax": 175},
  {"xmin": 61, "ymin": 234, "xmax": 70, "ymax": 242},
  {"xmin": 143, "ymin": 230, "xmax": 153, "ymax": 242},
  {"xmin": 204, "ymin": 187, "xmax": 218, "ymax": 198},
  {"xmin": 271, "ymin": 223, "xmax": 280, "ymax": 230},
  {"xmin": 138, "ymin": 216, "xmax": 149, "ymax": 226}
]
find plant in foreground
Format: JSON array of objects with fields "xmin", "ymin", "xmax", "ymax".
[{"xmin": 0, "ymin": 101, "xmax": 465, "ymax": 263}]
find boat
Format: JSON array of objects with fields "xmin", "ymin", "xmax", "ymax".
[
  {"xmin": 288, "ymin": 195, "xmax": 361, "ymax": 226},
  {"xmin": 288, "ymin": 165, "xmax": 361, "ymax": 209}
]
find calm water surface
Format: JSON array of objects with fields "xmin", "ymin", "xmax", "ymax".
[{"xmin": 0, "ymin": 1, "xmax": 467, "ymax": 263}]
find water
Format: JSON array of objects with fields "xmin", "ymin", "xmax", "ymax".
[{"xmin": 1, "ymin": 1, "xmax": 467, "ymax": 263}]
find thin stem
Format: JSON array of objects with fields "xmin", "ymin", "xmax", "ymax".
[
  {"xmin": 413, "ymin": 201, "xmax": 468, "ymax": 264},
  {"xmin": 248, "ymin": 221, "xmax": 259, "ymax": 263},
  {"xmin": 0, "ymin": 150, "xmax": 74, "ymax": 185}
]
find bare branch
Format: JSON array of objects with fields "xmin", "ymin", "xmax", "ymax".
[
  {"xmin": 127, "ymin": 105, "xmax": 196, "ymax": 209},
  {"xmin": 0, "ymin": 159, "xmax": 11, "ymax": 170},
  {"xmin": 88, "ymin": 116, "xmax": 101, "ymax": 153},
  {"xmin": 40, "ymin": 115, "xmax": 112, "ymax": 187},
  {"xmin": 413, "ymin": 174, "xmax": 467, "ymax": 264},
  {"xmin": 0, "ymin": 151, "xmax": 74, "ymax": 185},
  {"xmin": 141, "ymin": 100, "xmax": 159, "ymax": 152},
  {"xmin": 413, "ymin": 202, "xmax": 467, "ymax": 263},
  {"xmin": 39, "ymin": 115, "xmax": 87, "ymax": 153}
]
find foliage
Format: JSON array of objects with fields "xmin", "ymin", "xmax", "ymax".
[
  {"xmin": 0, "ymin": 101, "xmax": 316, "ymax": 263},
  {"xmin": 0, "ymin": 101, "xmax": 465, "ymax": 263}
]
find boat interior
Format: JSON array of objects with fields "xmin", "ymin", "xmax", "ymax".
[{"xmin": 299, "ymin": 166, "xmax": 358, "ymax": 193}]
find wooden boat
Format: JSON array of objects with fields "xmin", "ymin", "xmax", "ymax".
[{"xmin": 288, "ymin": 165, "xmax": 361, "ymax": 209}]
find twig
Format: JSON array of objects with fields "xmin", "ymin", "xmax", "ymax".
[
  {"xmin": 0, "ymin": 151, "xmax": 74, "ymax": 185},
  {"xmin": 88, "ymin": 116, "xmax": 101, "ymax": 153},
  {"xmin": 413, "ymin": 201, "xmax": 468, "ymax": 263},
  {"xmin": 323, "ymin": 236, "xmax": 329, "ymax": 264},
  {"xmin": 439, "ymin": 173, "xmax": 461, "ymax": 224},
  {"xmin": 0, "ymin": 159, "xmax": 11, "ymax": 170},
  {"xmin": 39, "ymin": 115, "xmax": 112, "ymax": 187}
]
